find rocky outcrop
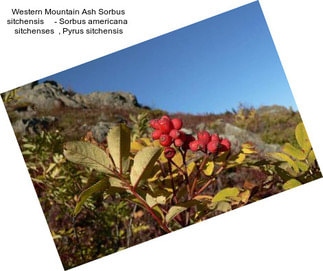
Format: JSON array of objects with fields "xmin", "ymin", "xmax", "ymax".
[
  {"xmin": 16, "ymin": 81, "xmax": 83, "ymax": 110},
  {"xmin": 13, "ymin": 116, "xmax": 57, "ymax": 135},
  {"xmin": 14, "ymin": 81, "xmax": 141, "ymax": 110},
  {"xmin": 73, "ymin": 91, "xmax": 139, "ymax": 108},
  {"xmin": 220, "ymin": 123, "xmax": 280, "ymax": 153}
]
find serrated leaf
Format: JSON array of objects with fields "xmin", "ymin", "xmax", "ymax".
[
  {"xmin": 203, "ymin": 162, "xmax": 214, "ymax": 176},
  {"xmin": 268, "ymin": 152, "xmax": 299, "ymax": 173},
  {"xmin": 282, "ymin": 143, "xmax": 306, "ymax": 160},
  {"xmin": 295, "ymin": 123, "xmax": 311, "ymax": 153},
  {"xmin": 74, "ymin": 179, "xmax": 110, "ymax": 216},
  {"xmin": 212, "ymin": 187, "xmax": 240, "ymax": 203},
  {"xmin": 64, "ymin": 141, "xmax": 112, "ymax": 174},
  {"xmin": 165, "ymin": 206, "xmax": 187, "ymax": 223},
  {"xmin": 283, "ymin": 179, "xmax": 302, "ymax": 190},
  {"xmin": 130, "ymin": 146, "xmax": 162, "ymax": 187},
  {"xmin": 107, "ymin": 124, "xmax": 131, "ymax": 173}
]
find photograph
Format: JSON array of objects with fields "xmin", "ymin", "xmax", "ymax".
[{"xmin": 1, "ymin": 1, "xmax": 321, "ymax": 269}]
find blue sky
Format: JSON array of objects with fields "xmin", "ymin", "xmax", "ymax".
[{"xmin": 41, "ymin": 1, "xmax": 297, "ymax": 114}]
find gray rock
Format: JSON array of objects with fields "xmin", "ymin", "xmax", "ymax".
[
  {"xmin": 13, "ymin": 116, "xmax": 57, "ymax": 135},
  {"xmin": 257, "ymin": 105, "xmax": 291, "ymax": 116},
  {"xmin": 220, "ymin": 123, "xmax": 280, "ymax": 153},
  {"xmin": 13, "ymin": 81, "xmax": 141, "ymax": 111},
  {"xmin": 196, "ymin": 122, "xmax": 206, "ymax": 131},
  {"xmin": 13, "ymin": 105, "xmax": 37, "ymax": 119},
  {"xmin": 73, "ymin": 91, "xmax": 139, "ymax": 108},
  {"xmin": 91, "ymin": 121, "xmax": 114, "ymax": 143},
  {"xmin": 16, "ymin": 81, "xmax": 83, "ymax": 110},
  {"xmin": 181, "ymin": 128, "xmax": 193, "ymax": 135}
]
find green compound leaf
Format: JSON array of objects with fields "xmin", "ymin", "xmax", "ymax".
[
  {"xmin": 166, "ymin": 206, "xmax": 187, "ymax": 223},
  {"xmin": 130, "ymin": 146, "xmax": 162, "ymax": 187},
  {"xmin": 283, "ymin": 179, "xmax": 302, "ymax": 190},
  {"xmin": 268, "ymin": 152, "xmax": 299, "ymax": 174},
  {"xmin": 74, "ymin": 179, "xmax": 110, "ymax": 216},
  {"xmin": 64, "ymin": 141, "xmax": 112, "ymax": 174},
  {"xmin": 212, "ymin": 187, "xmax": 240, "ymax": 203},
  {"xmin": 295, "ymin": 123, "xmax": 311, "ymax": 154},
  {"xmin": 282, "ymin": 143, "xmax": 306, "ymax": 160},
  {"xmin": 107, "ymin": 124, "xmax": 131, "ymax": 173}
]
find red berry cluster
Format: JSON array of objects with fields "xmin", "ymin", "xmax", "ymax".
[
  {"xmin": 189, "ymin": 131, "xmax": 231, "ymax": 154},
  {"xmin": 150, "ymin": 116, "xmax": 231, "ymax": 159},
  {"xmin": 150, "ymin": 115, "xmax": 194, "ymax": 159}
]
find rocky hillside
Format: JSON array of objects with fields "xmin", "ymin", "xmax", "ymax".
[
  {"xmin": 3, "ymin": 80, "xmax": 300, "ymax": 153},
  {"xmin": 14, "ymin": 80, "xmax": 141, "ymax": 110}
]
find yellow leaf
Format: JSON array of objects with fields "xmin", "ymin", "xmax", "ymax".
[
  {"xmin": 194, "ymin": 195, "xmax": 213, "ymax": 201},
  {"xmin": 308, "ymin": 150, "xmax": 316, "ymax": 166},
  {"xmin": 295, "ymin": 123, "xmax": 311, "ymax": 154},
  {"xmin": 268, "ymin": 152, "xmax": 299, "ymax": 174},
  {"xmin": 242, "ymin": 148, "xmax": 257, "ymax": 154},
  {"xmin": 131, "ymin": 141, "xmax": 144, "ymax": 152},
  {"xmin": 130, "ymin": 147, "xmax": 162, "ymax": 186},
  {"xmin": 239, "ymin": 190, "xmax": 251, "ymax": 204},
  {"xmin": 212, "ymin": 187, "xmax": 240, "ymax": 203},
  {"xmin": 139, "ymin": 137, "xmax": 152, "ymax": 146},
  {"xmin": 283, "ymin": 179, "xmax": 302, "ymax": 190},
  {"xmin": 172, "ymin": 152, "xmax": 183, "ymax": 168},
  {"xmin": 235, "ymin": 153, "xmax": 246, "ymax": 164},
  {"xmin": 187, "ymin": 162, "xmax": 196, "ymax": 176},
  {"xmin": 203, "ymin": 162, "xmax": 214, "ymax": 176}
]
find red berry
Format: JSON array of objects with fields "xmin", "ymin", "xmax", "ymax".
[
  {"xmin": 219, "ymin": 138, "xmax": 231, "ymax": 152},
  {"xmin": 179, "ymin": 131, "xmax": 186, "ymax": 141},
  {"xmin": 185, "ymin": 135, "xmax": 195, "ymax": 143},
  {"xmin": 174, "ymin": 138, "xmax": 184, "ymax": 147},
  {"xmin": 161, "ymin": 115, "xmax": 171, "ymax": 121},
  {"xmin": 164, "ymin": 147, "xmax": 176, "ymax": 159},
  {"xmin": 198, "ymin": 140, "xmax": 207, "ymax": 151},
  {"xmin": 182, "ymin": 135, "xmax": 195, "ymax": 151},
  {"xmin": 207, "ymin": 140, "xmax": 219, "ymax": 153},
  {"xmin": 159, "ymin": 134, "xmax": 172, "ymax": 147},
  {"xmin": 149, "ymin": 119, "xmax": 160, "ymax": 129},
  {"xmin": 197, "ymin": 131, "xmax": 211, "ymax": 144},
  {"xmin": 211, "ymin": 133, "xmax": 220, "ymax": 142},
  {"xmin": 152, "ymin": 130, "xmax": 162, "ymax": 140},
  {"xmin": 189, "ymin": 140, "xmax": 200, "ymax": 152},
  {"xmin": 169, "ymin": 129, "xmax": 180, "ymax": 139},
  {"xmin": 189, "ymin": 140, "xmax": 205, "ymax": 152},
  {"xmin": 159, "ymin": 119, "xmax": 173, "ymax": 134},
  {"xmin": 171, "ymin": 118, "xmax": 183, "ymax": 130}
]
